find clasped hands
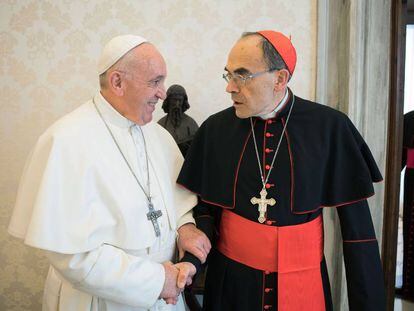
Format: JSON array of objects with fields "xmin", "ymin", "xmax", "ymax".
[{"xmin": 160, "ymin": 223, "xmax": 211, "ymax": 304}]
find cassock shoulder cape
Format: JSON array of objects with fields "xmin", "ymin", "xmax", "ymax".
[{"xmin": 178, "ymin": 95, "xmax": 382, "ymax": 212}]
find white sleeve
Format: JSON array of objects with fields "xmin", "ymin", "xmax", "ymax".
[
  {"xmin": 176, "ymin": 210, "xmax": 195, "ymax": 229},
  {"xmin": 45, "ymin": 244, "xmax": 165, "ymax": 309}
]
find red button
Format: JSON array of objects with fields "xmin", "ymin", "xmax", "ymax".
[
  {"xmin": 264, "ymin": 270, "xmax": 270, "ymax": 275},
  {"xmin": 265, "ymin": 288, "xmax": 273, "ymax": 293},
  {"xmin": 265, "ymin": 164, "xmax": 271, "ymax": 170},
  {"xmin": 265, "ymin": 148, "xmax": 273, "ymax": 153},
  {"xmin": 264, "ymin": 305, "xmax": 272, "ymax": 310},
  {"xmin": 265, "ymin": 183, "xmax": 274, "ymax": 189},
  {"xmin": 267, "ymin": 120, "xmax": 273, "ymax": 124},
  {"xmin": 265, "ymin": 132, "xmax": 273, "ymax": 137},
  {"xmin": 266, "ymin": 220, "xmax": 273, "ymax": 225}
]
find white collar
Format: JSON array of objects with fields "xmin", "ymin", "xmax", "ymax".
[
  {"xmin": 94, "ymin": 92, "xmax": 136, "ymax": 129},
  {"xmin": 257, "ymin": 88, "xmax": 289, "ymax": 120}
]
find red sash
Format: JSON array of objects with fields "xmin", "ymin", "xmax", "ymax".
[
  {"xmin": 217, "ymin": 210, "xmax": 325, "ymax": 311},
  {"xmin": 407, "ymin": 148, "xmax": 414, "ymax": 168}
]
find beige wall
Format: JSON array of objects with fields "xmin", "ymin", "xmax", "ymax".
[{"xmin": 0, "ymin": 1, "xmax": 317, "ymax": 309}]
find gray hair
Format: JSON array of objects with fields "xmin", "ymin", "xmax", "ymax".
[
  {"xmin": 99, "ymin": 47, "xmax": 140, "ymax": 90},
  {"xmin": 241, "ymin": 32, "xmax": 287, "ymax": 72}
]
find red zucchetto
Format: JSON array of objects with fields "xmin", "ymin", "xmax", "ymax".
[{"xmin": 257, "ymin": 30, "xmax": 297, "ymax": 76}]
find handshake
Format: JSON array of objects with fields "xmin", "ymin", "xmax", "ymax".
[
  {"xmin": 160, "ymin": 261, "xmax": 196, "ymax": 305},
  {"xmin": 160, "ymin": 223, "xmax": 212, "ymax": 305}
]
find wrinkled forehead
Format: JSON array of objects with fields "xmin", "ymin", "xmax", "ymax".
[
  {"xmin": 133, "ymin": 44, "xmax": 167, "ymax": 77},
  {"xmin": 226, "ymin": 35, "xmax": 266, "ymax": 73}
]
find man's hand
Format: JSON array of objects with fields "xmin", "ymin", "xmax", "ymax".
[
  {"xmin": 175, "ymin": 262, "xmax": 196, "ymax": 288},
  {"xmin": 177, "ymin": 223, "xmax": 211, "ymax": 263},
  {"xmin": 160, "ymin": 261, "xmax": 180, "ymax": 304},
  {"xmin": 161, "ymin": 262, "xmax": 196, "ymax": 305}
]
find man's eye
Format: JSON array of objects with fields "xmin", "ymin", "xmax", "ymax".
[
  {"xmin": 149, "ymin": 79, "xmax": 161, "ymax": 87},
  {"xmin": 235, "ymin": 74, "xmax": 246, "ymax": 80}
]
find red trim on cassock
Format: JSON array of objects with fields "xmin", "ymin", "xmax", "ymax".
[
  {"xmin": 292, "ymin": 193, "xmax": 375, "ymax": 215},
  {"xmin": 407, "ymin": 148, "xmax": 414, "ymax": 168},
  {"xmin": 176, "ymin": 119, "xmax": 255, "ymax": 210},
  {"xmin": 176, "ymin": 182, "xmax": 231, "ymax": 209},
  {"xmin": 217, "ymin": 210, "xmax": 325, "ymax": 310},
  {"xmin": 283, "ymin": 119, "xmax": 295, "ymax": 214},
  {"xmin": 228, "ymin": 119, "xmax": 257, "ymax": 209},
  {"xmin": 177, "ymin": 179, "xmax": 377, "ymax": 214},
  {"xmin": 343, "ymin": 238, "xmax": 377, "ymax": 243},
  {"xmin": 176, "ymin": 88, "xmax": 380, "ymax": 215},
  {"xmin": 262, "ymin": 271, "xmax": 266, "ymax": 310},
  {"xmin": 201, "ymin": 197, "xmax": 232, "ymax": 209},
  {"xmin": 321, "ymin": 195, "xmax": 375, "ymax": 208}
]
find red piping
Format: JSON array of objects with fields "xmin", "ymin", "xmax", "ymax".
[
  {"xmin": 176, "ymin": 182, "xmax": 232, "ymax": 209},
  {"xmin": 261, "ymin": 271, "xmax": 265, "ymax": 310},
  {"xmin": 283, "ymin": 118, "xmax": 295, "ymax": 213},
  {"xmin": 343, "ymin": 238, "xmax": 377, "ymax": 243},
  {"xmin": 292, "ymin": 193, "xmax": 375, "ymax": 215},
  {"xmin": 231, "ymin": 120, "xmax": 257, "ymax": 208}
]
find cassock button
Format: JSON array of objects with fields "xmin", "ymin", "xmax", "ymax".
[
  {"xmin": 264, "ymin": 288, "xmax": 272, "ymax": 293},
  {"xmin": 267, "ymin": 120, "xmax": 273, "ymax": 124},
  {"xmin": 264, "ymin": 270, "xmax": 271, "ymax": 275},
  {"xmin": 265, "ymin": 132, "xmax": 273, "ymax": 138},
  {"xmin": 265, "ymin": 183, "xmax": 273, "ymax": 189},
  {"xmin": 266, "ymin": 220, "xmax": 273, "ymax": 225},
  {"xmin": 265, "ymin": 148, "xmax": 273, "ymax": 154},
  {"xmin": 264, "ymin": 305, "xmax": 272, "ymax": 310},
  {"xmin": 265, "ymin": 164, "xmax": 271, "ymax": 170}
]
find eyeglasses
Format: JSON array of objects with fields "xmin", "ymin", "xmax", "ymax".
[{"xmin": 222, "ymin": 68, "xmax": 278, "ymax": 86}]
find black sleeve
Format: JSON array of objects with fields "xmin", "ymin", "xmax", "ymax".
[
  {"xmin": 402, "ymin": 111, "xmax": 414, "ymax": 169},
  {"xmin": 402, "ymin": 147, "xmax": 407, "ymax": 170},
  {"xmin": 336, "ymin": 200, "xmax": 386, "ymax": 310},
  {"xmin": 180, "ymin": 199, "xmax": 217, "ymax": 273}
]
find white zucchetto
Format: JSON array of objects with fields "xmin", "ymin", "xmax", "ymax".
[{"xmin": 97, "ymin": 35, "xmax": 148, "ymax": 75}]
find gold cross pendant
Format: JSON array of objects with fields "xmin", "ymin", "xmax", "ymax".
[{"xmin": 250, "ymin": 188, "xmax": 276, "ymax": 223}]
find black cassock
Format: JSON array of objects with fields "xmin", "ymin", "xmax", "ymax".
[
  {"xmin": 179, "ymin": 91, "xmax": 385, "ymax": 310},
  {"xmin": 401, "ymin": 110, "xmax": 414, "ymax": 300}
]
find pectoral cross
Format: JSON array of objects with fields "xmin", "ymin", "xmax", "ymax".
[
  {"xmin": 146, "ymin": 201, "xmax": 163, "ymax": 237},
  {"xmin": 250, "ymin": 188, "xmax": 276, "ymax": 223}
]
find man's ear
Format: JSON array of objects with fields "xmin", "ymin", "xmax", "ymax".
[
  {"xmin": 108, "ymin": 71, "xmax": 125, "ymax": 96},
  {"xmin": 274, "ymin": 69, "xmax": 290, "ymax": 91}
]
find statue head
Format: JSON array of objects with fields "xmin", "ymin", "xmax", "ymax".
[
  {"xmin": 161, "ymin": 84, "xmax": 190, "ymax": 114},
  {"xmin": 161, "ymin": 84, "xmax": 190, "ymax": 128}
]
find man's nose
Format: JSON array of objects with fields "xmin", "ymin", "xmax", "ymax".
[
  {"xmin": 226, "ymin": 79, "xmax": 239, "ymax": 93},
  {"xmin": 157, "ymin": 84, "xmax": 167, "ymax": 100}
]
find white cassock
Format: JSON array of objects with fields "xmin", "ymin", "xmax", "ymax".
[{"xmin": 8, "ymin": 92, "xmax": 197, "ymax": 311}]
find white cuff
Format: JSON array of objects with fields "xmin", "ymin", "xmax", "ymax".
[{"xmin": 176, "ymin": 210, "xmax": 195, "ymax": 229}]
